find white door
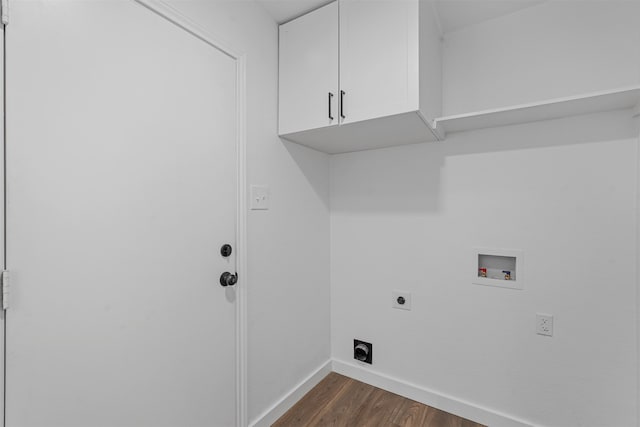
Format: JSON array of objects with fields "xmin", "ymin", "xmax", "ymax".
[
  {"xmin": 5, "ymin": 1, "xmax": 239, "ymax": 426},
  {"xmin": 339, "ymin": 0, "xmax": 419, "ymax": 124},
  {"xmin": 278, "ymin": 1, "xmax": 338, "ymax": 135}
]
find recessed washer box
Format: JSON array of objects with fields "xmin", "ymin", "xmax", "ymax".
[{"xmin": 473, "ymin": 248, "xmax": 524, "ymax": 290}]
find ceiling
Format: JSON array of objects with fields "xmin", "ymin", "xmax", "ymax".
[
  {"xmin": 434, "ymin": 0, "xmax": 545, "ymax": 33},
  {"xmin": 257, "ymin": 0, "xmax": 333, "ymax": 25},
  {"xmin": 256, "ymin": 0, "xmax": 546, "ymax": 33}
]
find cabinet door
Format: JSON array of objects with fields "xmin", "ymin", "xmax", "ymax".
[
  {"xmin": 279, "ymin": 2, "xmax": 339, "ymax": 135},
  {"xmin": 339, "ymin": 0, "xmax": 419, "ymax": 125}
]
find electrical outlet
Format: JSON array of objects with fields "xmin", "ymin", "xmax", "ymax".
[
  {"xmin": 536, "ymin": 313, "xmax": 553, "ymax": 336},
  {"xmin": 392, "ymin": 291, "xmax": 411, "ymax": 310}
]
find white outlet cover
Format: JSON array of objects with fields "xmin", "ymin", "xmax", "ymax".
[
  {"xmin": 250, "ymin": 185, "xmax": 270, "ymax": 210},
  {"xmin": 536, "ymin": 313, "xmax": 553, "ymax": 336},
  {"xmin": 392, "ymin": 291, "xmax": 411, "ymax": 310}
]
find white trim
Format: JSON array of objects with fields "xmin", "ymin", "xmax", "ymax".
[
  {"xmin": 1, "ymin": 20, "xmax": 5, "ymax": 426},
  {"xmin": 249, "ymin": 360, "xmax": 333, "ymax": 427},
  {"xmin": 235, "ymin": 53, "xmax": 249, "ymax": 427},
  {"xmin": 428, "ymin": 0, "xmax": 443, "ymax": 37},
  {"xmin": 636, "ymin": 118, "xmax": 640, "ymax": 427},
  {"xmin": 332, "ymin": 359, "xmax": 534, "ymax": 427},
  {"xmin": 131, "ymin": 2, "xmax": 248, "ymax": 426},
  {"xmin": 133, "ymin": 0, "xmax": 241, "ymax": 59}
]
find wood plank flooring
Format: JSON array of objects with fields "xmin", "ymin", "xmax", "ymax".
[{"xmin": 273, "ymin": 373, "xmax": 485, "ymax": 427}]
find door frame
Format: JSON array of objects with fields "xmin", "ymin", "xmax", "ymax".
[
  {"xmin": 1, "ymin": 14, "xmax": 5, "ymax": 427},
  {"xmin": 1, "ymin": 0, "xmax": 249, "ymax": 425}
]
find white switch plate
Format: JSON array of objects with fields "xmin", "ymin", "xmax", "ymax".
[
  {"xmin": 392, "ymin": 291, "xmax": 411, "ymax": 310},
  {"xmin": 536, "ymin": 313, "xmax": 553, "ymax": 336},
  {"xmin": 250, "ymin": 185, "xmax": 270, "ymax": 210}
]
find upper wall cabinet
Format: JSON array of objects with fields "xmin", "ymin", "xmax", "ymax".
[
  {"xmin": 279, "ymin": 2, "xmax": 339, "ymax": 137},
  {"xmin": 278, "ymin": 0, "xmax": 442, "ymax": 154}
]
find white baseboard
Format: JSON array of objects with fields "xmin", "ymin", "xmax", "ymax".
[
  {"xmin": 249, "ymin": 360, "xmax": 332, "ymax": 427},
  {"xmin": 331, "ymin": 359, "xmax": 533, "ymax": 427}
]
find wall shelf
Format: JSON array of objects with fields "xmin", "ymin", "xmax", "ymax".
[
  {"xmin": 283, "ymin": 86, "xmax": 640, "ymax": 153},
  {"xmin": 433, "ymin": 85, "xmax": 640, "ymax": 136}
]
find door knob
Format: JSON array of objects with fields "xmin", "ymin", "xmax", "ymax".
[{"xmin": 220, "ymin": 272, "xmax": 238, "ymax": 287}]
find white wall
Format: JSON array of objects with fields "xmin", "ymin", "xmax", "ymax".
[
  {"xmin": 163, "ymin": 2, "xmax": 639, "ymax": 426},
  {"xmin": 330, "ymin": 4, "xmax": 640, "ymax": 424},
  {"xmin": 164, "ymin": 1, "xmax": 331, "ymax": 424},
  {"xmin": 442, "ymin": 0, "xmax": 640, "ymax": 115},
  {"xmin": 331, "ymin": 110, "xmax": 638, "ymax": 426}
]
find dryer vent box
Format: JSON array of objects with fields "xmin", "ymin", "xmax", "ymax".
[
  {"xmin": 353, "ymin": 339, "xmax": 372, "ymax": 364},
  {"xmin": 474, "ymin": 248, "xmax": 523, "ymax": 290}
]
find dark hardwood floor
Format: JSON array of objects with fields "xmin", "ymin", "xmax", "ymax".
[{"xmin": 273, "ymin": 372, "xmax": 485, "ymax": 427}]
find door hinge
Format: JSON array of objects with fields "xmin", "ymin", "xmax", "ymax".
[
  {"xmin": 2, "ymin": 270, "xmax": 9, "ymax": 310},
  {"xmin": 1, "ymin": 0, "xmax": 8, "ymax": 25}
]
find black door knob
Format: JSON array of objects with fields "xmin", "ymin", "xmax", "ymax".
[
  {"xmin": 220, "ymin": 272, "xmax": 238, "ymax": 287},
  {"xmin": 397, "ymin": 296, "xmax": 405, "ymax": 305},
  {"xmin": 220, "ymin": 244, "xmax": 232, "ymax": 257}
]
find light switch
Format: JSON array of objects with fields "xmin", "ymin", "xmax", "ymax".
[{"xmin": 250, "ymin": 185, "xmax": 270, "ymax": 210}]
